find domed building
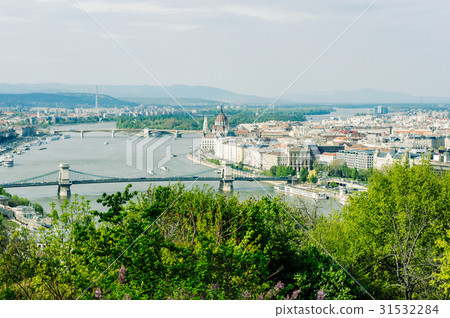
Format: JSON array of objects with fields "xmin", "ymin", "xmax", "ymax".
[
  {"xmin": 201, "ymin": 107, "xmax": 232, "ymax": 152},
  {"xmin": 212, "ymin": 107, "xmax": 229, "ymax": 137}
]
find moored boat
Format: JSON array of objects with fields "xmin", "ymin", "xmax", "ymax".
[
  {"xmin": 3, "ymin": 157, "xmax": 14, "ymax": 167},
  {"xmin": 274, "ymin": 185, "xmax": 329, "ymax": 200}
]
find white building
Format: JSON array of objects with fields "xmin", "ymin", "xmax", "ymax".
[
  {"xmin": 374, "ymin": 150, "xmax": 395, "ymax": 169},
  {"xmin": 13, "ymin": 206, "xmax": 37, "ymax": 220},
  {"xmin": 337, "ymin": 149, "xmax": 375, "ymax": 170},
  {"xmin": 214, "ymin": 138, "xmax": 244, "ymax": 163},
  {"xmin": 318, "ymin": 152, "xmax": 337, "ymax": 165},
  {"xmin": 243, "ymin": 146, "xmax": 265, "ymax": 169},
  {"xmin": 262, "ymin": 152, "xmax": 288, "ymax": 170}
]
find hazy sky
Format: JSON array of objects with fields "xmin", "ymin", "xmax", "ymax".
[{"xmin": 0, "ymin": 0, "xmax": 449, "ymax": 97}]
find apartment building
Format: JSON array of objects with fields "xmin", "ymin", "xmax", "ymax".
[{"xmin": 337, "ymin": 149, "xmax": 375, "ymax": 169}]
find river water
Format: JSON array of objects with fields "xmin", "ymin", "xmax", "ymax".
[
  {"xmin": 306, "ymin": 107, "xmax": 373, "ymax": 122},
  {"xmin": 0, "ymin": 122, "xmax": 341, "ymax": 214}
]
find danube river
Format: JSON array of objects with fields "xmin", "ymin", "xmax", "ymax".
[{"xmin": 0, "ymin": 122, "xmax": 341, "ymax": 214}]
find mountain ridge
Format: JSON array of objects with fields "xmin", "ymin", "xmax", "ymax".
[{"xmin": 0, "ymin": 84, "xmax": 448, "ymax": 105}]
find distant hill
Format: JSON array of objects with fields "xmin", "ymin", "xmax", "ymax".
[
  {"xmin": 0, "ymin": 84, "xmax": 448, "ymax": 105},
  {"xmin": 0, "ymin": 83, "xmax": 281, "ymax": 105},
  {"xmin": 0, "ymin": 93, "xmax": 138, "ymax": 108},
  {"xmin": 284, "ymin": 89, "xmax": 450, "ymax": 104}
]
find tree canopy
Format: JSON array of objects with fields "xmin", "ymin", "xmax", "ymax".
[
  {"xmin": 314, "ymin": 161, "xmax": 450, "ymax": 299},
  {"xmin": 0, "ymin": 184, "xmax": 362, "ymax": 300}
]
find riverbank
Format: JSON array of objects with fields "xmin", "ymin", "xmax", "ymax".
[
  {"xmin": 0, "ymin": 136, "xmax": 40, "ymax": 155},
  {"xmin": 186, "ymin": 151, "xmax": 285, "ymax": 188}
]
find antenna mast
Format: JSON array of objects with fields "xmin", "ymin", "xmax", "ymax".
[{"xmin": 95, "ymin": 85, "xmax": 99, "ymax": 110}]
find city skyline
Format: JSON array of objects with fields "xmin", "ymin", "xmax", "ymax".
[{"xmin": 0, "ymin": 0, "xmax": 449, "ymax": 98}]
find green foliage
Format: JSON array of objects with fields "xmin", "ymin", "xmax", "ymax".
[
  {"xmin": 351, "ymin": 167, "xmax": 358, "ymax": 180},
  {"xmin": 433, "ymin": 230, "xmax": 450, "ymax": 298},
  {"xmin": 294, "ymin": 246, "xmax": 359, "ymax": 300},
  {"xmin": 313, "ymin": 161, "xmax": 327, "ymax": 173},
  {"xmin": 299, "ymin": 167, "xmax": 309, "ymax": 182},
  {"xmin": 309, "ymin": 174, "xmax": 318, "ymax": 184},
  {"xmin": 117, "ymin": 115, "xmax": 201, "ymax": 130},
  {"xmin": 326, "ymin": 161, "xmax": 373, "ymax": 182},
  {"xmin": 116, "ymin": 107, "xmax": 331, "ymax": 130},
  {"xmin": 231, "ymin": 161, "xmax": 245, "ymax": 171},
  {"xmin": 0, "ymin": 187, "xmax": 44, "ymax": 215},
  {"xmin": 270, "ymin": 165, "xmax": 277, "ymax": 176},
  {"xmin": 267, "ymin": 165, "xmax": 296, "ymax": 177},
  {"xmin": 206, "ymin": 158, "xmax": 220, "ymax": 165},
  {"xmin": 315, "ymin": 161, "xmax": 450, "ymax": 299},
  {"xmin": 0, "ymin": 184, "xmax": 360, "ymax": 300}
]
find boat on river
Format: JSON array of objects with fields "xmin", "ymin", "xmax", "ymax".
[
  {"xmin": 274, "ymin": 185, "xmax": 329, "ymax": 200},
  {"xmin": 3, "ymin": 154, "xmax": 14, "ymax": 167}
]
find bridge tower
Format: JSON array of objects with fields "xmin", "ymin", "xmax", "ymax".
[
  {"xmin": 175, "ymin": 130, "xmax": 182, "ymax": 138},
  {"xmin": 144, "ymin": 129, "xmax": 150, "ymax": 138},
  {"xmin": 80, "ymin": 130, "xmax": 84, "ymax": 138},
  {"xmin": 111, "ymin": 129, "xmax": 115, "ymax": 138},
  {"xmin": 57, "ymin": 163, "xmax": 72, "ymax": 197},
  {"xmin": 288, "ymin": 175, "xmax": 299, "ymax": 185},
  {"xmin": 219, "ymin": 163, "xmax": 234, "ymax": 191}
]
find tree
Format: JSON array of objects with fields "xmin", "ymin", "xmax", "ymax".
[
  {"xmin": 328, "ymin": 159, "xmax": 345, "ymax": 177},
  {"xmin": 351, "ymin": 167, "xmax": 358, "ymax": 180},
  {"xmin": 341, "ymin": 163, "xmax": 352, "ymax": 178},
  {"xmin": 0, "ymin": 184, "xmax": 363, "ymax": 300},
  {"xmin": 315, "ymin": 161, "xmax": 450, "ymax": 299},
  {"xmin": 313, "ymin": 161, "xmax": 327, "ymax": 174},
  {"xmin": 299, "ymin": 168, "xmax": 308, "ymax": 182},
  {"xmin": 309, "ymin": 174, "xmax": 318, "ymax": 184},
  {"xmin": 269, "ymin": 166, "xmax": 277, "ymax": 176}
]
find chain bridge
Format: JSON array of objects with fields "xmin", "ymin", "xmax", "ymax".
[{"xmin": 0, "ymin": 163, "xmax": 294, "ymax": 197}]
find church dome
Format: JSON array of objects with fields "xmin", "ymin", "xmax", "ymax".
[{"xmin": 215, "ymin": 108, "xmax": 228, "ymax": 126}]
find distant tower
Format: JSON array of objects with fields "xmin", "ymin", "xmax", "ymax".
[
  {"xmin": 203, "ymin": 116, "xmax": 209, "ymax": 134},
  {"xmin": 95, "ymin": 85, "xmax": 99, "ymax": 110}
]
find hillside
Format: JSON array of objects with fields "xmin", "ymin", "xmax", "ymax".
[{"xmin": 0, "ymin": 93, "xmax": 138, "ymax": 108}]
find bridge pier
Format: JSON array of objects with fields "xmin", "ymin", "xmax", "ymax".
[
  {"xmin": 80, "ymin": 130, "xmax": 84, "ymax": 138},
  {"xmin": 175, "ymin": 130, "xmax": 182, "ymax": 138},
  {"xmin": 219, "ymin": 163, "xmax": 234, "ymax": 191},
  {"xmin": 58, "ymin": 163, "xmax": 72, "ymax": 197},
  {"xmin": 111, "ymin": 129, "xmax": 115, "ymax": 138},
  {"xmin": 287, "ymin": 176, "xmax": 299, "ymax": 185},
  {"xmin": 143, "ymin": 129, "xmax": 150, "ymax": 138}
]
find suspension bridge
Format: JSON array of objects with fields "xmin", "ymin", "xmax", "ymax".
[{"xmin": 0, "ymin": 163, "xmax": 295, "ymax": 196}]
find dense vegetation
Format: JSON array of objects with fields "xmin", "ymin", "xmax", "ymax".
[
  {"xmin": 116, "ymin": 107, "xmax": 331, "ymax": 130},
  {"xmin": 0, "ymin": 184, "xmax": 362, "ymax": 300},
  {"xmin": 263, "ymin": 165, "xmax": 296, "ymax": 178},
  {"xmin": 314, "ymin": 160, "xmax": 374, "ymax": 182},
  {"xmin": 117, "ymin": 114, "xmax": 202, "ymax": 130},
  {"xmin": 206, "ymin": 158, "xmax": 221, "ymax": 165},
  {"xmin": 0, "ymin": 187, "xmax": 43, "ymax": 215},
  {"xmin": 314, "ymin": 161, "xmax": 450, "ymax": 299},
  {"xmin": 0, "ymin": 161, "xmax": 448, "ymax": 300}
]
